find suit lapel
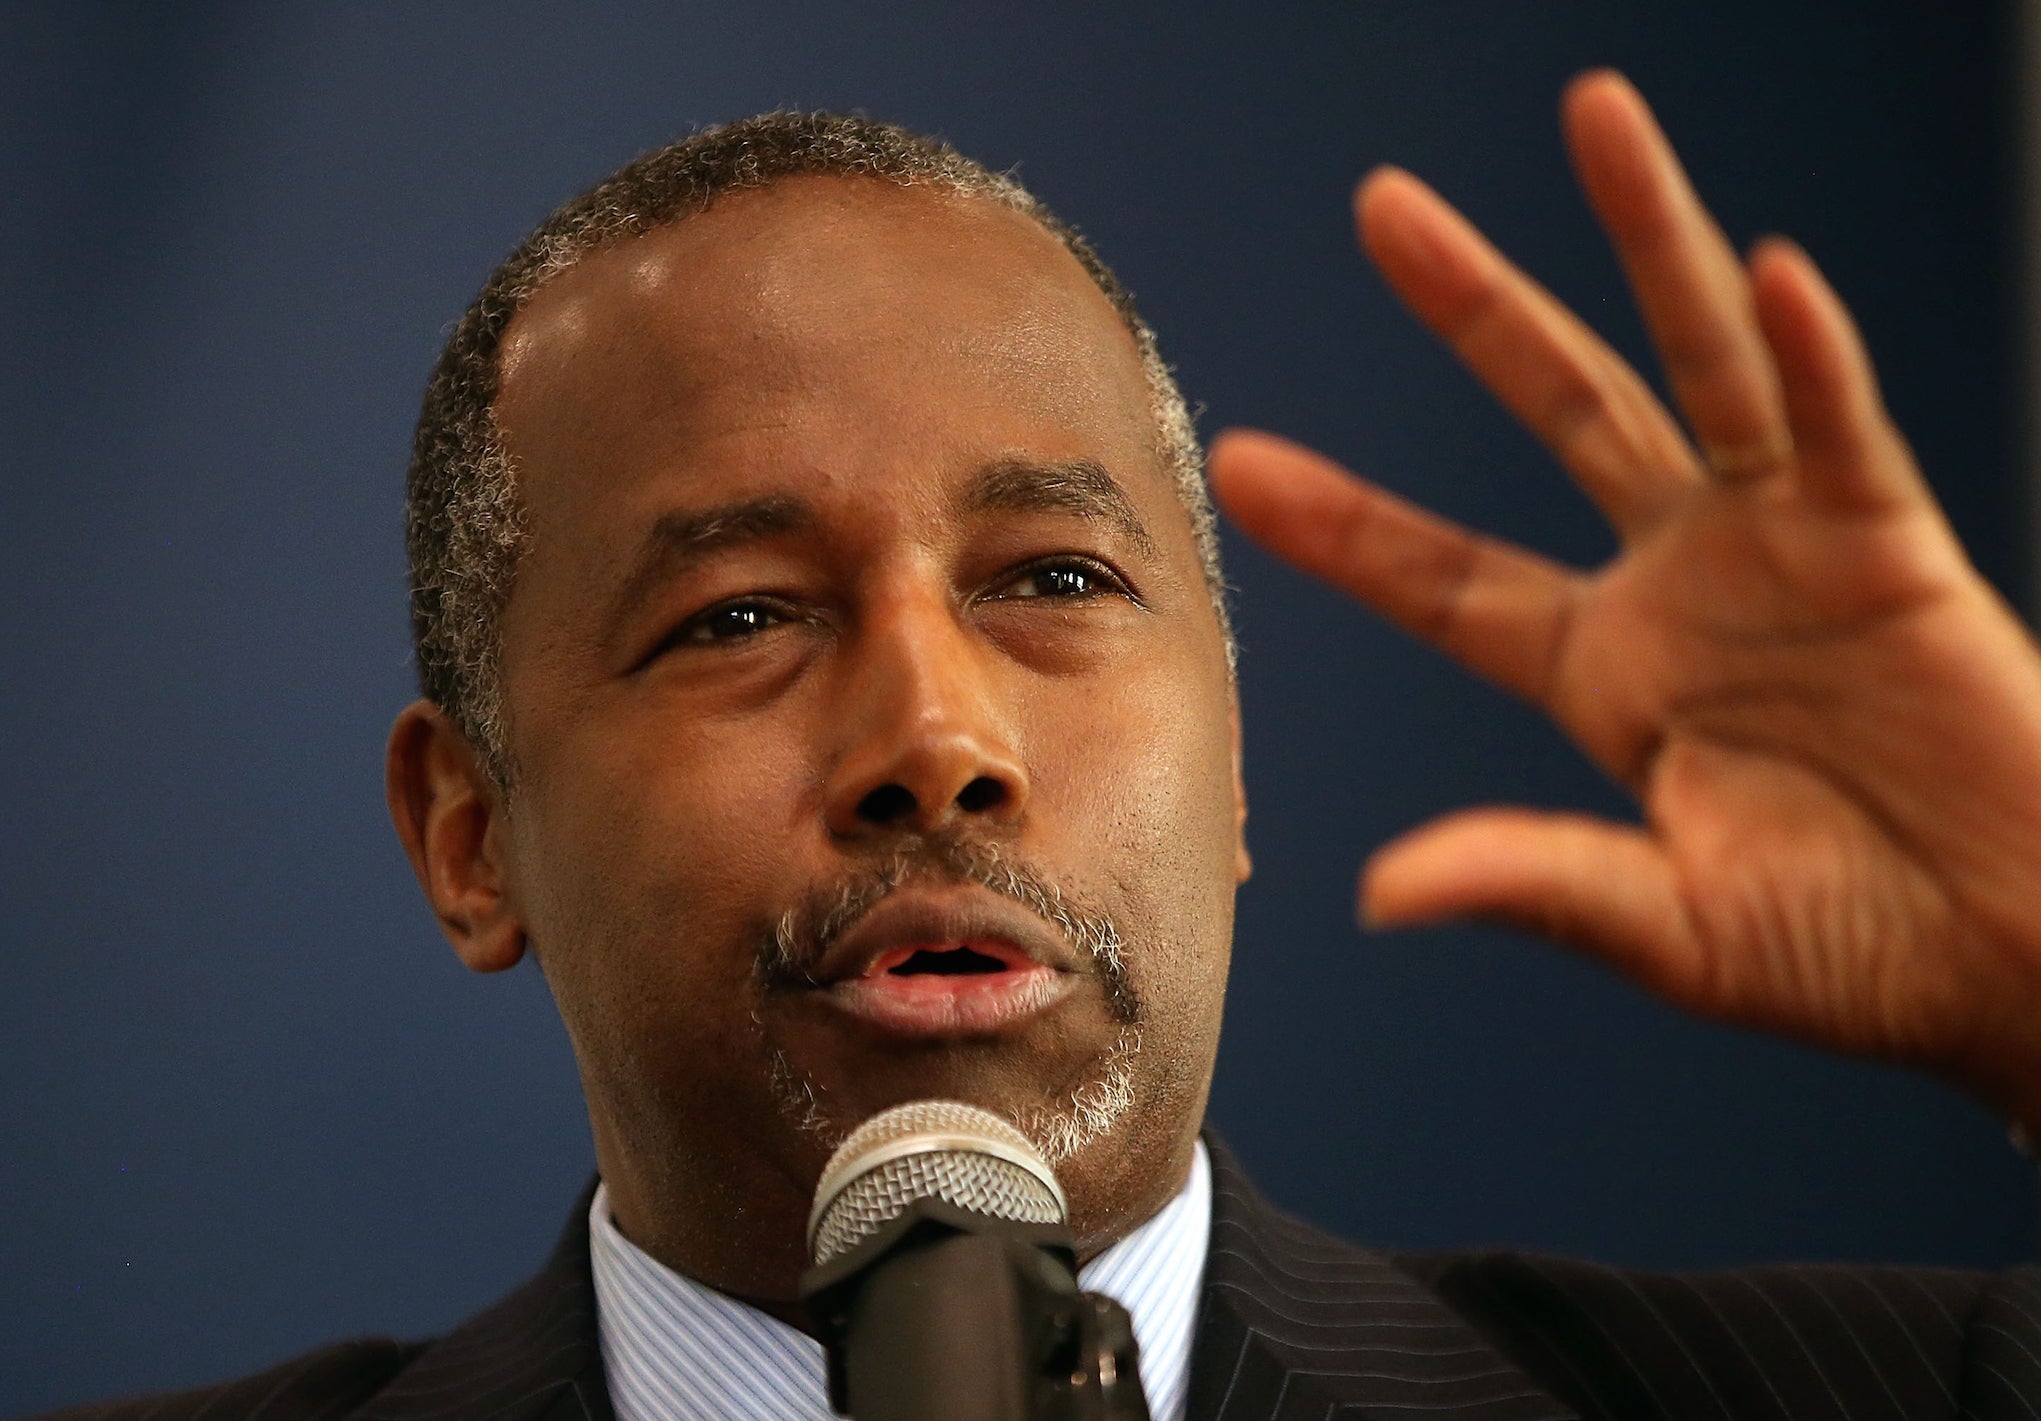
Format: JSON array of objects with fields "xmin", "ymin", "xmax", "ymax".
[
  {"xmin": 1187, "ymin": 1138, "xmax": 1575, "ymax": 1421},
  {"xmin": 352, "ymin": 1181, "xmax": 616, "ymax": 1421},
  {"xmin": 342, "ymin": 1144, "xmax": 1573, "ymax": 1421}
]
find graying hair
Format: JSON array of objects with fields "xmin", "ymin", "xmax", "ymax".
[
  {"xmin": 760, "ymin": 838, "xmax": 1135, "ymax": 1022},
  {"xmin": 406, "ymin": 111, "xmax": 1229, "ymax": 785},
  {"xmin": 754, "ymin": 834, "xmax": 1143, "ymax": 1164}
]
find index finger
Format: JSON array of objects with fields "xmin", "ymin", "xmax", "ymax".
[
  {"xmin": 1209, "ymin": 428, "xmax": 1583, "ymax": 711},
  {"xmin": 1566, "ymin": 71, "xmax": 1792, "ymax": 480}
]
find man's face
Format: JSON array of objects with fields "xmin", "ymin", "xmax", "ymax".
[{"xmin": 479, "ymin": 176, "xmax": 1246, "ymax": 1299}]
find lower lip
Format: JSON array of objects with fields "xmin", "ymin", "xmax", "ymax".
[{"xmin": 819, "ymin": 964, "xmax": 1076, "ymax": 1036}]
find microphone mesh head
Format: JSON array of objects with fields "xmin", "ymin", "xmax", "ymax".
[{"xmin": 807, "ymin": 1099, "xmax": 1066, "ymax": 1266}]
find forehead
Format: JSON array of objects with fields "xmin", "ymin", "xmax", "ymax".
[{"xmin": 493, "ymin": 175, "xmax": 1163, "ymax": 513}]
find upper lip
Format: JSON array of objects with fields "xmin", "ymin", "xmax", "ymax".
[{"xmin": 809, "ymin": 887, "xmax": 1077, "ymax": 986}]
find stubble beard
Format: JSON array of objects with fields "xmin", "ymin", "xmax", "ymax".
[{"xmin": 756, "ymin": 834, "xmax": 1145, "ymax": 1166}]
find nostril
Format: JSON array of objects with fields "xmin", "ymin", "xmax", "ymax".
[
  {"xmin": 955, "ymin": 776, "xmax": 1006, "ymax": 814},
  {"xmin": 856, "ymin": 783, "xmax": 918, "ymax": 824}
]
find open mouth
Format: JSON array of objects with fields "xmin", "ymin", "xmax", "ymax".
[
  {"xmin": 821, "ymin": 939, "xmax": 1073, "ymax": 1036},
  {"xmin": 869, "ymin": 942, "xmax": 1028, "ymax": 977},
  {"xmin": 793, "ymin": 890, "xmax": 1085, "ymax": 1038}
]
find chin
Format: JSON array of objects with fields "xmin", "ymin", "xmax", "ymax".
[
  {"xmin": 770, "ymin": 1014, "xmax": 1129, "ymax": 1135},
  {"xmin": 770, "ymin": 1020, "xmax": 1197, "ymax": 1245}
]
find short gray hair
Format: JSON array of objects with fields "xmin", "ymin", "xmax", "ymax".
[{"xmin": 406, "ymin": 111, "xmax": 1228, "ymax": 785}]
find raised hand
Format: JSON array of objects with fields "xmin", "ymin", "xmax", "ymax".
[{"xmin": 1210, "ymin": 70, "xmax": 2041, "ymax": 1128}]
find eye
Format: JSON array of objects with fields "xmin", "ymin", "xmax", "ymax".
[
  {"xmin": 990, "ymin": 557, "xmax": 1132, "ymax": 602},
  {"xmin": 670, "ymin": 598, "xmax": 790, "ymax": 646}
]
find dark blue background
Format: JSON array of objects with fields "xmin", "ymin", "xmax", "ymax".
[{"xmin": 3, "ymin": 2, "xmax": 2029, "ymax": 1412}]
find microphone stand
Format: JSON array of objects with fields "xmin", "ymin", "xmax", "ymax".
[{"xmin": 800, "ymin": 1197, "xmax": 1152, "ymax": 1421}]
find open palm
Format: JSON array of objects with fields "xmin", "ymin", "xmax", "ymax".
[{"xmin": 1212, "ymin": 71, "xmax": 2041, "ymax": 1124}]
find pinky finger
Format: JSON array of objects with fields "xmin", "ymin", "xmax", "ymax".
[{"xmin": 1750, "ymin": 237, "xmax": 1929, "ymax": 513}]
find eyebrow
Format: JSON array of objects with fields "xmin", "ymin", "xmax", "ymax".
[
  {"xmin": 604, "ymin": 456, "xmax": 1155, "ymax": 632},
  {"xmin": 607, "ymin": 494, "xmax": 814, "ymax": 632},
  {"xmin": 962, "ymin": 457, "xmax": 1156, "ymax": 558}
]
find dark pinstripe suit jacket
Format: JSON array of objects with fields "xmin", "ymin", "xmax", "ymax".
[{"xmin": 35, "ymin": 1138, "xmax": 2041, "ymax": 1421}]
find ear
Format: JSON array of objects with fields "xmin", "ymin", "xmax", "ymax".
[
  {"xmin": 385, "ymin": 700, "xmax": 527, "ymax": 973},
  {"xmin": 1229, "ymin": 691, "xmax": 1252, "ymax": 885}
]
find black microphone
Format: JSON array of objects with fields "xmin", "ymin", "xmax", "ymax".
[{"xmin": 798, "ymin": 1100, "xmax": 1151, "ymax": 1421}]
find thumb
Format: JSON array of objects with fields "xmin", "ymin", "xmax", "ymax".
[{"xmin": 1362, "ymin": 807, "xmax": 1706, "ymax": 1004}]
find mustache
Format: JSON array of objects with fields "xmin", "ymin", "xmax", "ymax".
[{"xmin": 757, "ymin": 834, "xmax": 1137, "ymax": 1023}]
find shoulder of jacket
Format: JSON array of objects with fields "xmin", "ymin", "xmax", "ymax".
[
  {"xmin": 1389, "ymin": 1246, "xmax": 1996, "ymax": 1326},
  {"xmin": 1381, "ymin": 1250, "xmax": 2015, "ymax": 1421},
  {"xmin": 20, "ymin": 1335, "xmax": 431, "ymax": 1421}
]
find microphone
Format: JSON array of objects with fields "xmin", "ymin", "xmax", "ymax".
[{"xmin": 798, "ymin": 1100, "xmax": 1151, "ymax": 1421}]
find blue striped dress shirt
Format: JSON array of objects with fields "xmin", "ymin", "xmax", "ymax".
[{"xmin": 589, "ymin": 1140, "xmax": 1212, "ymax": 1421}]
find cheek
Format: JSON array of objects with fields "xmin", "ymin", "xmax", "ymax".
[
  {"xmin": 503, "ymin": 707, "xmax": 814, "ymax": 1045},
  {"xmin": 1033, "ymin": 666, "xmax": 1239, "ymax": 986},
  {"xmin": 1066, "ymin": 641, "xmax": 1236, "ymax": 849}
]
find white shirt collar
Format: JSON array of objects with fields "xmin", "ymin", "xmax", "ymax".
[{"xmin": 590, "ymin": 1139, "xmax": 1212, "ymax": 1421}]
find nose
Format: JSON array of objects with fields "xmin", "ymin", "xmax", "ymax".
[{"xmin": 821, "ymin": 595, "xmax": 1029, "ymax": 841}]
